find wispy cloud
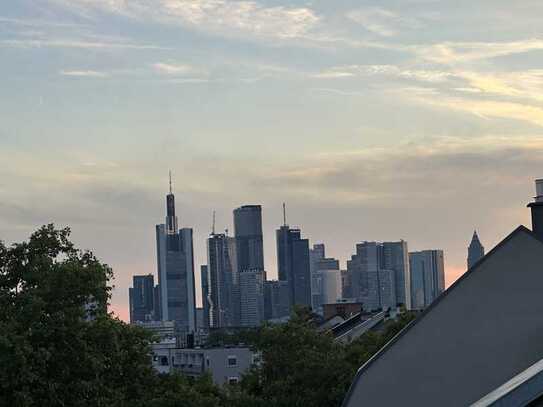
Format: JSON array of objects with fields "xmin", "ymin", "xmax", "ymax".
[
  {"xmin": 347, "ymin": 7, "xmax": 422, "ymax": 37},
  {"xmin": 60, "ymin": 70, "xmax": 109, "ymax": 78},
  {"xmin": 0, "ymin": 38, "xmax": 168, "ymax": 50},
  {"xmin": 49, "ymin": 0, "xmax": 321, "ymax": 42},
  {"xmin": 152, "ymin": 62, "xmax": 197, "ymax": 75}
]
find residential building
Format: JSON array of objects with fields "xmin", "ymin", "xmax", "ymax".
[
  {"xmin": 277, "ymin": 224, "xmax": 311, "ymax": 308},
  {"xmin": 151, "ymin": 343, "xmax": 258, "ymax": 386},
  {"xmin": 342, "ymin": 180, "xmax": 543, "ymax": 407},
  {"xmin": 409, "ymin": 250, "xmax": 445, "ymax": 310},
  {"xmin": 468, "ymin": 230, "xmax": 485, "ymax": 269},
  {"xmin": 156, "ymin": 175, "xmax": 196, "ymax": 333},
  {"xmin": 129, "ymin": 274, "xmax": 155, "ymax": 323}
]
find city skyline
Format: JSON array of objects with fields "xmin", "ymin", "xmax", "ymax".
[{"xmin": 2, "ymin": 0, "xmax": 542, "ymax": 321}]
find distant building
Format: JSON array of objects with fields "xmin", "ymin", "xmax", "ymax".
[
  {"xmin": 239, "ymin": 269, "xmax": 265, "ymax": 327},
  {"xmin": 316, "ymin": 270, "xmax": 342, "ymax": 312},
  {"xmin": 151, "ymin": 343, "xmax": 258, "ymax": 386},
  {"xmin": 468, "ymin": 230, "xmax": 485, "ymax": 269},
  {"xmin": 234, "ymin": 205, "xmax": 265, "ymax": 326},
  {"xmin": 264, "ymin": 280, "xmax": 290, "ymax": 320},
  {"xmin": 409, "ymin": 250, "xmax": 445, "ymax": 310},
  {"xmin": 323, "ymin": 301, "xmax": 363, "ymax": 320},
  {"xmin": 342, "ymin": 180, "xmax": 543, "ymax": 407},
  {"xmin": 134, "ymin": 320, "xmax": 176, "ymax": 340},
  {"xmin": 309, "ymin": 243, "xmax": 341, "ymax": 313},
  {"xmin": 200, "ymin": 265, "xmax": 210, "ymax": 330},
  {"xmin": 277, "ymin": 223, "xmax": 311, "ymax": 308},
  {"xmin": 156, "ymin": 175, "xmax": 196, "ymax": 333},
  {"xmin": 129, "ymin": 274, "xmax": 155, "ymax": 323},
  {"xmin": 347, "ymin": 241, "xmax": 411, "ymax": 312},
  {"xmin": 207, "ymin": 233, "xmax": 237, "ymax": 328}
]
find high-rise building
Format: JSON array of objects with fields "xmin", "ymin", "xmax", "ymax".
[
  {"xmin": 239, "ymin": 269, "xmax": 265, "ymax": 327},
  {"xmin": 264, "ymin": 280, "xmax": 290, "ymax": 320},
  {"xmin": 410, "ymin": 250, "xmax": 445, "ymax": 310},
  {"xmin": 206, "ymin": 233, "xmax": 237, "ymax": 328},
  {"xmin": 156, "ymin": 175, "xmax": 196, "ymax": 333},
  {"xmin": 309, "ymin": 243, "xmax": 341, "ymax": 314},
  {"xmin": 233, "ymin": 205, "xmax": 264, "ymax": 272},
  {"xmin": 467, "ymin": 230, "xmax": 485, "ymax": 269},
  {"xmin": 234, "ymin": 205, "xmax": 264, "ymax": 326},
  {"xmin": 129, "ymin": 274, "xmax": 155, "ymax": 323},
  {"xmin": 276, "ymin": 223, "xmax": 311, "ymax": 308},
  {"xmin": 347, "ymin": 241, "xmax": 411, "ymax": 312},
  {"xmin": 200, "ymin": 265, "xmax": 210, "ymax": 330}
]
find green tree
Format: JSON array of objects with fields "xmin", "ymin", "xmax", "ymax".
[{"xmin": 0, "ymin": 225, "xmax": 159, "ymax": 406}]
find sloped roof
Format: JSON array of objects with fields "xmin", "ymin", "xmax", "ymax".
[{"xmin": 343, "ymin": 225, "xmax": 543, "ymax": 407}]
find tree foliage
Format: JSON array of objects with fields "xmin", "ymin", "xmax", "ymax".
[{"xmin": 0, "ymin": 225, "xmax": 417, "ymax": 407}]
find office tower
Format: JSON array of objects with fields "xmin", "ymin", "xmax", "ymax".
[
  {"xmin": 200, "ymin": 265, "xmax": 210, "ymax": 330},
  {"xmin": 153, "ymin": 285, "xmax": 161, "ymax": 321},
  {"xmin": 129, "ymin": 274, "xmax": 155, "ymax": 323},
  {"xmin": 156, "ymin": 175, "xmax": 197, "ymax": 332},
  {"xmin": 410, "ymin": 250, "xmax": 445, "ymax": 310},
  {"xmin": 341, "ymin": 269, "xmax": 353, "ymax": 299},
  {"xmin": 382, "ymin": 241, "xmax": 411, "ymax": 310},
  {"xmin": 315, "ymin": 270, "xmax": 342, "ymax": 310},
  {"xmin": 233, "ymin": 205, "xmax": 264, "ymax": 271},
  {"xmin": 239, "ymin": 269, "xmax": 265, "ymax": 327},
  {"xmin": 467, "ymin": 231, "xmax": 485, "ymax": 269},
  {"xmin": 309, "ymin": 243, "xmax": 340, "ymax": 314},
  {"xmin": 276, "ymin": 214, "xmax": 311, "ymax": 308},
  {"xmin": 234, "ymin": 205, "xmax": 264, "ymax": 326},
  {"xmin": 264, "ymin": 280, "xmax": 290, "ymax": 320},
  {"xmin": 206, "ymin": 233, "xmax": 237, "ymax": 328},
  {"xmin": 347, "ymin": 241, "xmax": 410, "ymax": 312}
]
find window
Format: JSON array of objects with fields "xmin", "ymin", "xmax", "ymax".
[
  {"xmin": 227, "ymin": 356, "xmax": 237, "ymax": 367},
  {"xmin": 160, "ymin": 356, "xmax": 169, "ymax": 366},
  {"xmin": 228, "ymin": 377, "xmax": 239, "ymax": 385}
]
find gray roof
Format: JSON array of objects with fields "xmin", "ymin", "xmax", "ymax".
[{"xmin": 343, "ymin": 226, "xmax": 543, "ymax": 407}]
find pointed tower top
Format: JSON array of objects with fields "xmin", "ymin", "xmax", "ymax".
[
  {"xmin": 169, "ymin": 170, "xmax": 173, "ymax": 194},
  {"xmin": 212, "ymin": 210, "xmax": 216, "ymax": 235},
  {"xmin": 283, "ymin": 202, "xmax": 287, "ymax": 227}
]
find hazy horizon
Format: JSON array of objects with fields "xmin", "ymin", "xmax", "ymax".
[{"xmin": 2, "ymin": 0, "xmax": 542, "ymax": 320}]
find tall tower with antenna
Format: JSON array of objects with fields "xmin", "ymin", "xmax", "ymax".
[{"xmin": 156, "ymin": 172, "xmax": 196, "ymax": 333}]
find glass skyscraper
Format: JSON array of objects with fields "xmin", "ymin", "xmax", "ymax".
[{"xmin": 156, "ymin": 177, "xmax": 196, "ymax": 333}]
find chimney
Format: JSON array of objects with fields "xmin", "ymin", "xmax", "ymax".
[{"xmin": 528, "ymin": 179, "xmax": 543, "ymax": 239}]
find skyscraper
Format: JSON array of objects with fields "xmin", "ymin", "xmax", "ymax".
[
  {"xmin": 347, "ymin": 241, "xmax": 411, "ymax": 312},
  {"xmin": 156, "ymin": 174, "xmax": 196, "ymax": 333},
  {"xmin": 239, "ymin": 269, "xmax": 265, "ymax": 327},
  {"xmin": 276, "ymin": 220, "xmax": 311, "ymax": 308},
  {"xmin": 233, "ymin": 205, "xmax": 264, "ymax": 272},
  {"xmin": 234, "ymin": 205, "xmax": 265, "ymax": 326},
  {"xmin": 206, "ymin": 233, "xmax": 237, "ymax": 328},
  {"xmin": 200, "ymin": 265, "xmax": 210, "ymax": 330},
  {"xmin": 467, "ymin": 231, "xmax": 485, "ymax": 269},
  {"xmin": 264, "ymin": 280, "xmax": 290, "ymax": 321},
  {"xmin": 309, "ymin": 243, "xmax": 340, "ymax": 314},
  {"xmin": 409, "ymin": 250, "xmax": 445, "ymax": 310},
  {"xmin": 129, "ymin": 274, "xmax": 155, "ymax": 323}
]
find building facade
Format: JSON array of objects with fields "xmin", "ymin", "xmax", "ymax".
[
  {"xmin": 156, "ymin": 180, "xmax": 197, "ymax": 333},
  {"xmin": 410, "ymin": 250, "xmax": 445, "ymax": 310},
  {"xmin": 346, "ymin": 241, "xmax": 411, "ymax": 312},
  {"xmin": 468, "ymin": 230, "xmax": 485, "ymax": 269},
  {"xmin": 276, "ymin": 225, "xmax": 311, "ymax": 308},
  {"xmin": 206, "ymin": 233, "xmax": 237, "ymax": 328},
  {"xmin": 129, "ymin": 274, "xmax": 155, "ymax": 323},
  {"xmin": 264, "ymin": 280, "xmax": 290, "ymax": 321},
  {"xmin": 239, "ymin": 268, "xmax": 265, "ymax": 327}
]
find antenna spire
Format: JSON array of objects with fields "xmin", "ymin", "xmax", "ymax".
[
  {"xmin": 169, "ymin": 170, "xmax": 172, "ymax": 194},
  {"xmin": 283, "ymin": 202, "xmax": 287, "ymax": 226},
  {"xmin": 212, "ymin": 210, "xmax": 216, "ymax": 235}
]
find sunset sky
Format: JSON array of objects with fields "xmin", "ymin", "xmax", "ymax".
[{"xmin": 1, "ymin": 0, "xmax": 542, "ymax": 320}]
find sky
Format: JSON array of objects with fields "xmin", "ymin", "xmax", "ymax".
[{"xmin": 1, "ymin": 0, "xmax": 543, "ymax": 321}]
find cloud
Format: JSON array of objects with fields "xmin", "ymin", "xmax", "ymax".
[
  {"xmin": 49, "ymin": 0, "xmax": 320, "ymax": 42},
  {"xmin": 60, "ymin": 70, "xmax": 110, "ymax": 78},
  {"xmin": 414, "ymin": 38, "xmax": 543, "ymax": 64},
  {"xmin": 312, "ymin": 64, "xmax": 453, "ymax": 83},
  {"xmin": 347, "ymin": 7, "xmax": 422, "ymax": 37},
  {"xmin": 0, "ymin": 38, "xmax": 168, "ymax": 50},
  {"xmin": 152, "ymin": 62, "xmax": 196, "ymax": 75}
]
